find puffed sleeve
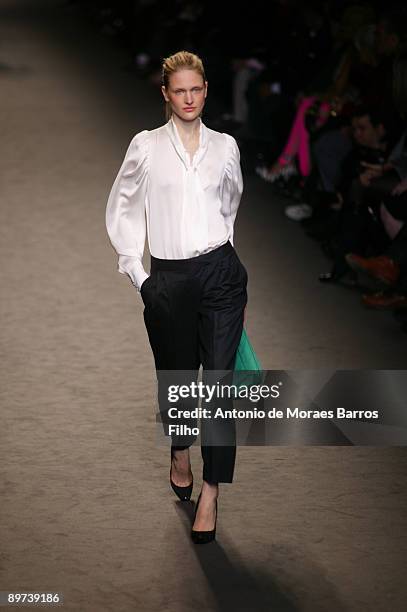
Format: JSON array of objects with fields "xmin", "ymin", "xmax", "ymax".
[
  {"xmin": 220, "ymin": 133, "xmax": 244, "ymax": 247},
  {"xmin": 105, "ymin": 130, "xmax": 150, "ymax": 292}
]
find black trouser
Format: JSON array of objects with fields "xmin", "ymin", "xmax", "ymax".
[{"xmin": 140, "ymin": 240, "xmax": 248, "ymax": 484}]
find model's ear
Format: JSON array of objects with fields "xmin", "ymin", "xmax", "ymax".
[{"xmin": 161, "ymin": 85, "xmax": 168, "ymax": 102}]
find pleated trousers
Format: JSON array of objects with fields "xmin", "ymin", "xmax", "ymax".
[{"xmin": 140, "ymin": 240, "xmax": 248, "ymax": 483}]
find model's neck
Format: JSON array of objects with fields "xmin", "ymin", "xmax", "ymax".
[{"xmin": 171, "ymin": 114, "xmax": 201, "ymax": 140}]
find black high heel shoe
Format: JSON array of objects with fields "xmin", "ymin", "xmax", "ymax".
[
  {"xmin": 191, "ymin": 493, "xmax": 217, "ymax": 544},
  {"xmin": 170, "ymin": 449, "xmax": 193, "ymax": 501}
]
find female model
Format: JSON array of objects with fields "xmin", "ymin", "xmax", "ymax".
[{"xmin": 106, "ymin": 50, "xmax": 248, "ymax": 544}]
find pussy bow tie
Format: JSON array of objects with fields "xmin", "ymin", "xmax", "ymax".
[{"xmin": 165, "ymin": 117, "xmax": 210, "ymax": 251}]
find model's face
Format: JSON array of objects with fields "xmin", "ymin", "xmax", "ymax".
[{"xmin": 161, "ymin": 69, "xmax": 207, "ymax": 121}]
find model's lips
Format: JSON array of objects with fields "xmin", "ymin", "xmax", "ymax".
[{"xmin": 183, "ymin": 107, "xmax": 195, "ymax": 111}]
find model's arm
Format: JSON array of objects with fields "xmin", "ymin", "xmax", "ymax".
[
  {"xmin": 105, "ymin": 130, "xmax": 150, "ymax": 292},
  {"xmin": 220, "ymin": 134, "xmax": 244, "ymax": 247}
]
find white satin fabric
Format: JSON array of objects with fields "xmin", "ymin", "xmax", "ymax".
[{"xmin": 105, "ymin": 115, "xmax": 243, "ymax": 292}]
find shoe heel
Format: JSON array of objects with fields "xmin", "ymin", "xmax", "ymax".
[
  {"xmin": 170, "ymin": 449, "xmax": 193, "ymax": 501},
  {"xmin": 170, "ymin": 470, "xmax": 193, "ymax": 501}
]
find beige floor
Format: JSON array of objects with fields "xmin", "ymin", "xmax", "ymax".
[{"xmin": 1, "ymin": 1, "xmax": 407, "ymax": 611}]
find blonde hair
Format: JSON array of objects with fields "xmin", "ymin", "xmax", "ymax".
[{"xmin": 161, "ymin": 50, "xmax": 206, "ymax": 121}]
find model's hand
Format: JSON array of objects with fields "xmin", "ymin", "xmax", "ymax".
[{"xmin": 139, "ymin": 275, "xmax": 151, "ymax": 294}]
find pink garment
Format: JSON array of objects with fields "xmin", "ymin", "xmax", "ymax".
[{"xmin": 278, "ymin": 96, "xmax": 331, "ymax": 177}]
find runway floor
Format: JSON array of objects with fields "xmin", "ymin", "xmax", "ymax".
[{"xmin": 1, "ymin": 1, "xmax": 407, "ymax": 610}]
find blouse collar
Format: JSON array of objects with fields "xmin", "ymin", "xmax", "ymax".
[{"xmin": 165, "ymin": 115, "xmax": 209, "ymax": 169}]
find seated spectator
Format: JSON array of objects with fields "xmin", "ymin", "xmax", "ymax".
[
  {"xmin": 313, "ymin": 106, "xmax": 392, "ymax": 279},
  {"xmin": 296, "ymin": 105, "xmax": 389, "ymax": 227},
  {"xmin": 236, "ymin": 1, "xmax": 332, "ymax": 161},
  {"xmin": 254, "ymin": 4, "xmax": 377, "ymax": 191},
  {"xmin": 338, "ymin": 48, "xmax": 407, "ymax": 316},
  {"xmin": 283, "ymin": 5, "xmax": 407, "ymax": 222},
  {"xmin": 345, "ymin": 184, "xmax": 407, "ymax": 304}
]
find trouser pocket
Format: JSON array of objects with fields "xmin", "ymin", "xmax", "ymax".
[{"xmin": 140, "ymin": 271, "xmax": 157, "ymax": 307}]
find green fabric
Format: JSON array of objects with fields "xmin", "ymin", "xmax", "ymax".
[{"xmin": 233, "ymin": 328, "xmax": 263, "ymax": 389}]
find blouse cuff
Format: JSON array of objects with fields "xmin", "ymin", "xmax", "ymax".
[{"xmin": 117, "ymin": 255, "xmax": 149, "ymax": 292}]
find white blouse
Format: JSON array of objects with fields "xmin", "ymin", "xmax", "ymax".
[{"xmin": 105, "ymin": 115, "xmax": 244, "ymax": 292}]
